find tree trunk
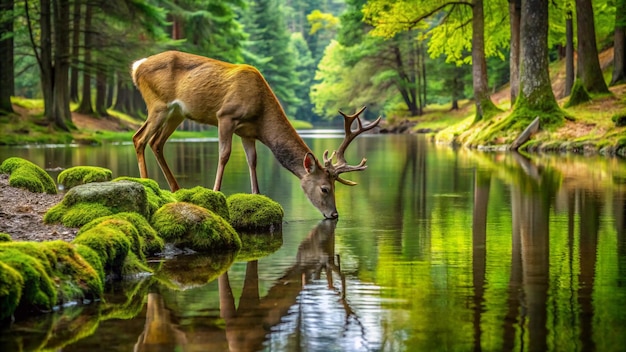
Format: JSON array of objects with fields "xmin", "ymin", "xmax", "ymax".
[
  {"xmin": 516, "ymin": 0, "xmax": 562, "ymax": 124},
  {"xmin": 611, "ymin": 0, "xmax": 626, "ymax": 85},
  {"xmin": 565, "ymin": 10, "xmax": 575, "ymax": 96},
  {"xmin": 575, "ymin": 0, "xmax": 609, "ymax": 93},
  {"xmin": 0, "ymin": 0, "xmax": 15, "ymax": 114},
  {"xmin": 75, "ymin": 2, "xmax": 93, "ymax": 114},
  {"xmin": 39, "ymin": 0, "xmax": 55, "ymax": 124},
  {"xmin": 95, "ymin": 63, "xmax": 108, "ymax": 117},
  {"xmin": 69, "ymin": 0, "xmax": 81, "ymax": 102},
  {"xmin": 508, "ymin": 0, "xmax": 521, "ymax": 105},
  {"xmin": 472, "ymin": 0, "xmax": 497, "ymax": 121},
  {"xmin": 51, "ymin": 0, "xmax": 72, "ymax": 130}
]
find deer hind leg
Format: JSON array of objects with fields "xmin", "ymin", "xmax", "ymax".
[
  {"xmin": 241, "ymin": 137, "xmax": 259, "ymax": 194},
  {"xmin": 149, "ymin": 108, "xmax": 185, "ymax": 192},
  {"xmin": 133, "ymin": 105, "xmax": 168, "ymax": 179}
]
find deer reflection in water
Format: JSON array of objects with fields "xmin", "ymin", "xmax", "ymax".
[{"xmin": 134, "ymin": 219, "xmax": 363, "ymax": 352}]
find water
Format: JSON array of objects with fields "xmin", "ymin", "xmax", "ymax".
[{"xmin": 1, "ymin": 134, "xmax": 626, "ymax": 351}]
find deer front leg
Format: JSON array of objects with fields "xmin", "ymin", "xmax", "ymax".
[
  {"xmin": 134, "ymin": 106, "xmax": 169, "ymax": 181},
  {"xmin": 241, "ymin": 137, "xmax": 259, "ymax": 194},
  {"xmin": 214, "ymin": 120, "xmax": 234, "ymax": 191}
]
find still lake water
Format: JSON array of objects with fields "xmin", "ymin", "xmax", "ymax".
[{"xmin": 1, "ymin": 133, "xmax": 626, "ymax": 351}]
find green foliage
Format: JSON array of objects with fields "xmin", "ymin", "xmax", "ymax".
[
  {"xmin": 0, "ymin": 157, "xmax": 57, "ymax": 194},
  {"xmin": 174, "ymin": 186, "xmax": 230, "ymax": 220},
  {"xmin": 0, "ymin": 233, "xmax": 11, "ymax": 242},
  {"xmin": 0, "ymin": 262, "xmax": 23, "ymax": 321},
  {"xmin": 227, "ymin": 193, "xmax": 284, "ymax": 231},
  {"xmin": 151, "ymin": 202, "xmax": 241, "ymax": 252},
  {"xmin": 57, "ymin": 166, "xmax": 113, "ymax": 190}
]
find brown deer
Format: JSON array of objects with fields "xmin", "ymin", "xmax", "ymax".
[{"xmin": 131, "ymin": 51, "xmax": 380, "ymax": 219}]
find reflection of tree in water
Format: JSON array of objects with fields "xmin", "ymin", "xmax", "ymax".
[{"xmin": 134, "ymin": 219, "xmax": 366, "ymax": 352}]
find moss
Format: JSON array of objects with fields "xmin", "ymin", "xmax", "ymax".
[
  {"xmin": 75, "ymin": 244, "xmax": 105, "ymax": 284},
  {"xmin": 78, "ymin": 218, "xmax": 146, "ymax": 261},
  {"xmin": 152, "ymin": 202, "xmax": 241, "ymax": 252},
  {"xmin": 79, "ymin": 212, "xmax": 164, "ymax": 256},
  {"xmin": 174, "ymin": 186, "xmax": 230, "ymax": 220},
  {"xmin": 113, "ymin": 177, "xmax": 176, "ymax": 217},
  {"xmin": 44, "ymin": 202, "xmax": 114, "ymax": 228},
  {"xmin": 0, "ymin": 261, "xmax": 23, "ymax": 321},
  {"xmin": 57, "ymin": 166, "xmax": 113, "ymax": 190},
  {"xmin": 565, "ymin": 79, "xmax": 592, "ymax": 108},
  {"xmin": 0, "ymin": 157, "xmax": 57, "ymax": 194},
  {"xmin": 0, "ymin": 233, "xmax": 11, "ymax": 242},
  {"xmin": 236, "ymin": 232, "xmax": 283, "ymax": 262},
  {"xmin": 611, "ymin": 110, "xmax": 626, "ymax": 127},
  {"xmin": 227, "ymin": 193, "xmax": 284, "ymax": 231},
  {"xmin": 121, "ymin": 252, "xmax": 152, "ymax": 276},
  {"xmin": 0, "ymin": 248, "xmax": 56, "ymax": 311},
  {"xmin": 72, "ymin": 226, "xmax": 131, "ymax": 278}
]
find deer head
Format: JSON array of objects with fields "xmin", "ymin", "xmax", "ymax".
[{"xmin": 300, "ymin": 107, "xmax": 381, "ymax": 219}]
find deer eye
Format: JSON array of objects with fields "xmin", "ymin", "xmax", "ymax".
[{"xmin": 321, "ymin": 186, "xmax": 330, "ymax": 194}]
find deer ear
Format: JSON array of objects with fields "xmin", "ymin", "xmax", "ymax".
[{"xmin": 303, "ymin": 153, "xmax": 318, "ymax": 174}]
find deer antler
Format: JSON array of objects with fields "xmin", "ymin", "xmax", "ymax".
[{"xmin": 323, "ymin": 106, "xmax": 381, "ymax": 186}]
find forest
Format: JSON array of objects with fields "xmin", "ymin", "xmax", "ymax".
[{"xmin": 0, "ymin": 0, "xmax": 624, "ymax": 145}]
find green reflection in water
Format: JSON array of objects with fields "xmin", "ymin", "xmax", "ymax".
[{"xmin": 2, "ymin": 135, "xmax": 626, "ymax": 351}]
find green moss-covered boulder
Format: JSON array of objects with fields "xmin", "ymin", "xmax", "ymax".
[
  {"xmin": 236, "ymin": 232, "xmax": 283, "ymax": 262},
  {"xmin": 152, "ymin": 202, "xmax": 241, "ymax": 252},
  {"xmin": 154, "ymin": 252, "xmax": 236, "ymax": 289},
  {"xmin": 79, "ymin": 218, "xmax": 146, "ymax": 261},
  {"xmin": 79, "ymin": 212, "xmax": 164, "ymax": 256},
  {"xmin": 72, "ymin": 225, "xmax": 132, "ymax": 278},
  {"xmin": 57, "ymin": 166, "xmax": 113, "ymax": 190},
  {"xmin": 174, "ymin": 186, "xmax": 230, "ymax": 220},
  {"xmin": 75, "ymin": 244, "xmax": 105, "ymax": 284},
  {"xmin": 0, "ymin": 157, "xmax": 57, "ymax": 194},
  {"xmin": 113, "ymin": 177, "xmax": 176, "ymax": 218},
  {"xmin": 0, "ymin": 233, "xmax": 11, "ymax": 242},
  {"xmin": 0, "ymin": 248, "xmax": 56, "ymax": 312},
  {"xmin": 0, "ymin": 261, "xmax": 23, "ymax": 321},
  {"xmin": 44, "ymin": 180, "xmax": 149, "ymax": 227},
  {"xmin": 227, "ymin": 193, "xmax": 284, "ymax": 231}
]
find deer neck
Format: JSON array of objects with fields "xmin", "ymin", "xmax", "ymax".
[{"xmin": 258, "ymin": 108, "xmax": 314, "ymax": 179}]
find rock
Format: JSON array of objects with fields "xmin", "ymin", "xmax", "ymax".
[
  {"xmin": 0, "ymin": 157, "xmax": 57, "ymax": 194},
  {"xmin": 57, "ymin": 166, "xmax": 113, "ymax": 190},
  {"xmin": 227, "ymin": 193, "xmax": 284, "ymax": 231}
]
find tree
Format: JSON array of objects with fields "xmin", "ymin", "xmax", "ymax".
[
  {"xmin": 611, "ymin": 0, "xmax": 625, "ymax": 85},
  {"xmin": 0, "ymin": 0, "xmax": 15, "ymax": 114},
  {"xmin": 575, "ymin": 0, "xmax": 609, "ymax": 93},
  {"xmin": 564, "ymin": 7, "xmax": 574, "ymax": 96},
  {"xmin": 513, "ymin": 0, "xmax": 563, "ymax": 126},
  {"xmin": 508, "ymin": 0, "xmax": 520, "ymax": 104}
]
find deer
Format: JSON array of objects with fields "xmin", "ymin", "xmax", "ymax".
[{"xmin": 130, "ymin": 51, "xmax": 380, "ymax": 219}]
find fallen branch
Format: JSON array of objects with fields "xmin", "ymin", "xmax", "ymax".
[{"xmin": 510, "ymin": 116, "xmax": 540, "ymax": 151}]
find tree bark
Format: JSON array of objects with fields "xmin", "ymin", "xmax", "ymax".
[
  {"xmin": 75, "ymin": 2, "xmax": 93, "ymax": 114},
  {"xmin": 565, "ymin": 10, "xmax": 575, "ymax": 96},
  {"xmin": 517, "ymin": 0, "xmax": 560, "ymax": 119},
  {"xmin": 69, "ymin": 0, "xmax": 81, "ymax": 102},
  {"xmin": 611, "ymin": 0, "xmax": 626, "ymax": 85},
  {"xmin": 472, "ymin": 0, "xmax": 497, "ymax": 121},
  {"xmin": 0, "ymin": 0, "xmax": 15, "ymax": 114},
  {"xmin": 51, "ymin": 0, "xmax": 72, "ymax": 130},
  {"xmin": 39, "ymin": 0, "xmax": 56, "ymax": 124},
  {"xmin": 575, "ymin": 0, "xmax": 609, "ymax": 93},
  {"xmin": 508, "ymin": 0, "xmax": 521, "ymax": 105}
]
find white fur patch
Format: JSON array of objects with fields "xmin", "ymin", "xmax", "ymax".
[
  {"xmin": 167, "ymin": 99, "xmax": 188, "ymax": 116},
  {"xmin": 131, "ymin": 58, "xmax": 147, "ymax": 86}
]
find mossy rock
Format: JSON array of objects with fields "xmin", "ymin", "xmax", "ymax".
[
  {"xmin": 0, "ymin": 157, "xmax": 57, "ymax": 194},
  {"xmin": 0, "ymin": 247, "xmax": 56, "ymax": 312},
  {"xmin": 227, "ymin": 193, "xmax": 284, "ymax": 231},
  {"xmin": 44, "ymin": 181, "xmax": 149, "ymax": 227},
  {"xmin": 79, "ymin": 212, "xmax": 164, "ymax": 256},
  {"xmin": 72, "ymin": 225, "xmax": 132, "ymax": 278},
  {"xmin": 154, "ymin": 252, "xmax": 236, "ymax": 289},
  {"xmin": 113, "ymin": 177, "xmax": 176, "ymax": 218},
  {"xmin": 0, "ymin": 233, "xmax": 11, "ymax": 242},
  {"xmin": 174, "ymin": 186, "xmax": 230, "ymax": 221},
  {"xmin": 0, "ymin": 261, "xmax": 24, "ymax": 321},
  {"xmin": 78, "ymin": 218, "xmax": 146, "ymax": 261},
  {"xmin": 151, "ymin": 202, "xmax": 241, "ymax": 252},
  {"xmin": 57, "ymin": 166, "xmax": 113, "ymax": 190},
  {"xmin": 612, "ymin": 111, "xmax": 626, "ymax": 127},
  {"xmin": 75, "ymin": 244, "xmax": 105, "ymax": 284},
  {"xmin": 236, "ymin": 232, "xmax": 283, "ymax": 262}
]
